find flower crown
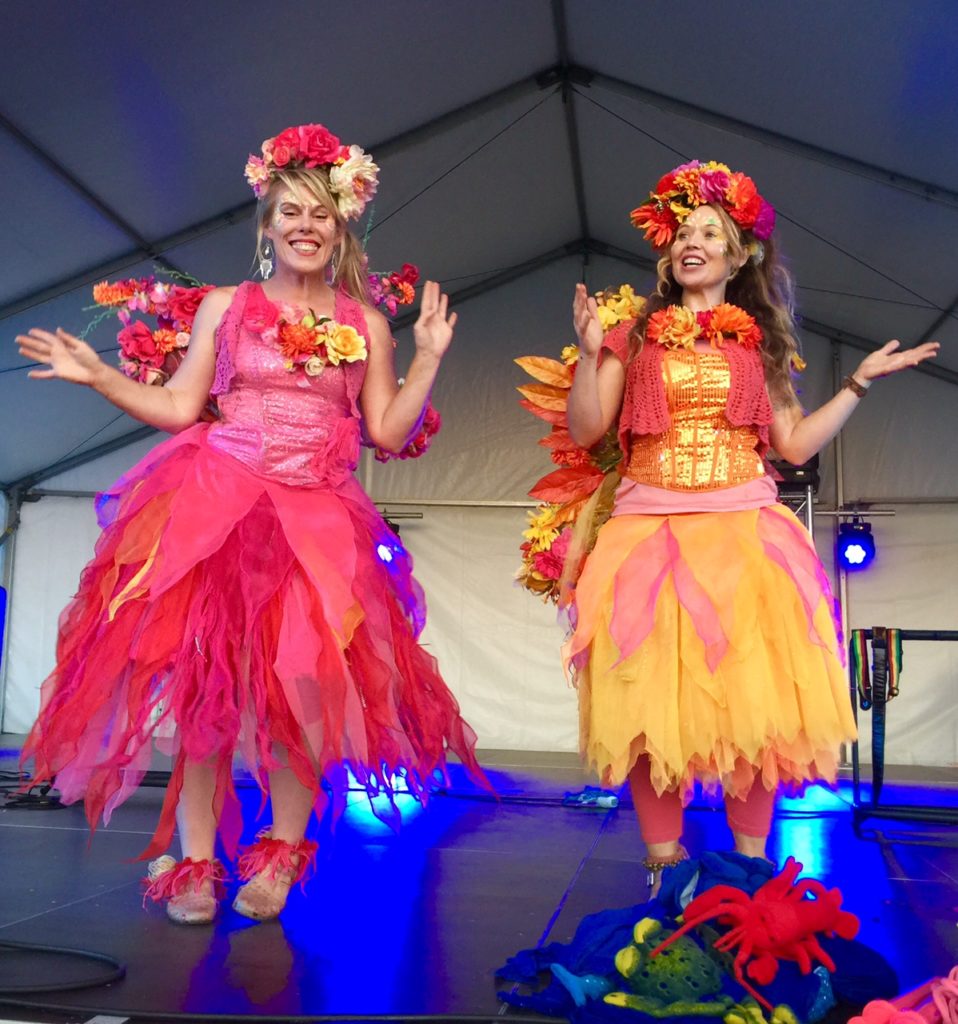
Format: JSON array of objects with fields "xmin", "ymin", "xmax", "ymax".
[
  {"xmin": 244, "ymin": 123, "xmax": 379, "ymax": 220},
  {"xmin": 630, "ymin": 160, "xmax": 775, "ymax": 251}
]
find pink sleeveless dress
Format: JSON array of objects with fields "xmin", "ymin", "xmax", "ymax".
[{"xmin": 23, "ymin": 281, "xmax": 485, "ymax": 858}]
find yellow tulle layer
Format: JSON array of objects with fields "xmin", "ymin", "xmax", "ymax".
[{"xmin": 565, "ymin": 505, "xmax": 856, "ymax": 799}]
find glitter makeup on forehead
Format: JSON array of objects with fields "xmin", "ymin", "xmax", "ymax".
[{"xmin": 271, "ymin": 190, "xmax": 334, "ymax": 228}]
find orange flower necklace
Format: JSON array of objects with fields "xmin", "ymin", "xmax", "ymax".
[{"xmin": 646, "ymin": 303, "xmax": 763, "ymax": 351}]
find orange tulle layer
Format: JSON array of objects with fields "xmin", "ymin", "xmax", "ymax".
[
  {"xmin": 564, "ymin": 504, "xmax": 856, "ymax": 799},
  {"xmin": 22, "ymin": 424, "xmax": 486, "ymax": 857}
]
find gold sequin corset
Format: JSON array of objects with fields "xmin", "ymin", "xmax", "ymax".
[{"xmin": 624, "ymin": 349, "xmax": 766, "ymax": 490}]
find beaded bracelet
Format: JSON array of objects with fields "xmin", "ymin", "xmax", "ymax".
[{"xmin": 842, "ymin": 374, "xmax": 868, "ymax": 398}]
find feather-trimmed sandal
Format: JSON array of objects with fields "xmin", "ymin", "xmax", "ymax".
[
  {"xmin": 144, "ymin": 855, "xmax": 226, "ymax": 925},
  {"xmin": 232, "ymin": 831, "xmax": 318, "ymax": 921}
]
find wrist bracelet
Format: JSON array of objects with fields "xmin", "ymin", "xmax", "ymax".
[{"xmin": 842, "ymin": 374, "xmax": 868, "ymax": 398}]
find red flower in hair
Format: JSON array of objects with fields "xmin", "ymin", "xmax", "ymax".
[
  {"xmin": 725, "ymin": 172, "xmax": 761, "ymax": 229},
  {"xmin": 630, "ymin": 203, "xmax": 679, "ymax": 250},
  {"xmin": 296, "ymin": 124, "xmax": 343, "ymax": 166}
]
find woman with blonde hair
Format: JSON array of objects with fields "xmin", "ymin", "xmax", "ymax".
[
  {"xmin": 17, "ymin": 123, "xmax": 485, "ymax": 924},
  {"xmin": 566, "ymin": 160, "xmax": 937, "ymax": 890}
]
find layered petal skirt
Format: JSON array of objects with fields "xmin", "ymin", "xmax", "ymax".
[
  {"xmin": 565, "ymin": 505, "xmax": 856, "ymax": 799},
  {"xmin": 23, "ymin": 424, "xmax": 484, "ymax": 855}
]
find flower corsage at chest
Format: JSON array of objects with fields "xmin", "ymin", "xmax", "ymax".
[
  {"xmin": 646, "ymin": 303, "xmax": 763, "ymax": 351},
  {"xmin": 260, "ymin": 303, "xmax": 367, "ymax": 378}
]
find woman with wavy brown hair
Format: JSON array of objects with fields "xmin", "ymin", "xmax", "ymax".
[{"xmin": 565, "ymin": 160, "xmax": 937, "ymax": 891}]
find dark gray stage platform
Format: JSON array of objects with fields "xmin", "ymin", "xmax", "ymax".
[{"xmin": 1, "ymin": 744, "xmax": 957, "ymax": 1024}]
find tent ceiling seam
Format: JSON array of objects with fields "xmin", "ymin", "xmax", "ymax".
[
  {"xmin": 573, "ymin": 85, "xmax": 948, "ymax": 315},
  {"xmin": 5, "ymin": 62, "xmax": 954, "ymax": 322},
  {"xmin": 916, "ymin": 288, "xmax": 958, "ymax": 345},
  {"xmin": 0, "ymin": 108, "xmax": 185, "ymax": 284},
  {"xmin": 551, "ymin": 0, "xmax": 591, "ymax": 241},
  {"xmin": 585, "ymin": 68, "xmax": 958, "ymax": 211},
  {"xmin": 0, "ymin": 69, "xmax": 561, "ymax": 323},
  {"xmin": 2, "ymin": 424, "xmax": 158, "ymax": 495}
]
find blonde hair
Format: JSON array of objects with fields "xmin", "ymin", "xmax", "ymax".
[
  {"xmin": 630, "ymin": 204, "xmax": 801, "ymax": 404},
  {"xmin": 255, "ymin": 168, "xmax": 371, "ymax": 304}
]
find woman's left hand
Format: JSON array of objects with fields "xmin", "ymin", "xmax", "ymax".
[
  {"xmin": 855, "ymin": 339, "xmax": 940, "ymax": 382},
  {"xmin": 413, "ymin": 280, "xmax": 457, "ymax": 361}
]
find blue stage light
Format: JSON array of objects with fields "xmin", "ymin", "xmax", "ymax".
[{"xmin": 837, "ymin": 518, "xmax": 876, "ymax": 571}]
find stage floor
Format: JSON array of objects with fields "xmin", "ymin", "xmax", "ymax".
[{"xmin": 1, "ymin": 743, "xmax": 957, "ymax": 1024}]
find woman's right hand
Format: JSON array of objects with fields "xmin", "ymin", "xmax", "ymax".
[
  {"xmin": 17, "ymin": 327, "xmax": 106, "ymax": 387},
  {"xmin": 573, "ymin": 283, "xmax": 604, "ymax": 358}
]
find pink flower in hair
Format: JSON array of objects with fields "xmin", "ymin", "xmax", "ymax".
[
  {"xmin": 246, "ymin": 123, "xmax": 378, "ymax": 218},
  {"xmin": 698, "ymin": 168, "xmax": 731, "ymax": 204},
  {"xmin": 244, "ymin": 155, "xmax": 270, "ymax": 198},
  {"xmin": 753, "ymin": 198, "xmax": 776, "ymax": 240},
  {"xmin": 271, "ymin": 142, "xmax": 293, "ymax": 168}
]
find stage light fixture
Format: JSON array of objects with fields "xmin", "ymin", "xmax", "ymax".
[
  {"xmin": 837, "ymin": 517, "xmax": 876, "ymax": 571},
  {"xmin": 376, "ymin": 516, "xmax": 403, "ymax": 565}
]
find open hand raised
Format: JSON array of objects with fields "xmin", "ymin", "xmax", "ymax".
[
  {"xmin": 413, "ymin": 280, "xmax": 457, "ymax": 361},
  {"xmin": 573, "ymin": 283, "xmax": 603, "ymax": 358},
  {"xmin": 17, "ymin": 328, "xmax": 105, "ymax": 386},
  {"xmin": 855, "ymin": 339, "xmax": 940, "ymax": 383}
]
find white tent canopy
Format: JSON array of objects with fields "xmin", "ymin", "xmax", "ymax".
[{"xmin": 2, "ymin": 1, "xmax": 957, "ymax": 766}]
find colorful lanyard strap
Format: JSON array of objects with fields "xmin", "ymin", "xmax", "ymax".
[
  {"xmin": 876, "ymin": 626, "xmax": 904, "ymax": 699},
  {"xmin": 850, "ymin": 629, "xmax": 871, "ymax": 709},
  {"xmin": 851, "ymin": 627, "xmax": 904, "ymax": 710}
]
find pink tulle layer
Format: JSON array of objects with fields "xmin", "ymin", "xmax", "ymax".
[{"xmin": 23, "ymin": 425, "xmax": 486, "ymax": 857}]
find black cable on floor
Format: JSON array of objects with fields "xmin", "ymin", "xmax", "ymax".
[
  {"xmin": 0, "ymin": 995, "xmax": 547, "ymax": 1023},
  {"xmin": 0, "ymin": 938, "xmax": 125, "ymax": 992}
]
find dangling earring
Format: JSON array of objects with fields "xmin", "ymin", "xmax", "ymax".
[
  {"xmin": 259, "ymin": 240, "xmax": 274, "ymax": 279},
  {"xmin": 329, "ymin": 247, "xmax": 341, "ymax": 282}
]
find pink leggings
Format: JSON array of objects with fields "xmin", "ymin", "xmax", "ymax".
[{"xmin": 628, "ymin": 755, "xmax": 777, "ymax": 843}]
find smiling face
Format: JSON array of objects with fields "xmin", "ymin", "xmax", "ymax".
[
  {"xmin": 669, "ymin": 204, "xmax": 746, "ymax": 303},
  {"xmin": 264, "ymin": 187, "xmax": 342, "ymax": 275}
]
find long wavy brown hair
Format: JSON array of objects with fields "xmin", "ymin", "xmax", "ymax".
[
  {"xmin": 254, "ymin": 168, "xmax": 371, "ymax": 305},
  {"xmin": 628, "ymin": 204, "xmax": 800, "ymax": 404}
]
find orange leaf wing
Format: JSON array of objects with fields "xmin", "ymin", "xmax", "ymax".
[
  {"xmin": 515, "ymin": 356, "xmax": 573, "ymax": 388},
  {"xmin": 529, "ymin": 466, "xmax": 605, "ymax": 503},
  {"xmin": 517, "ymin": 382, "xmax": 569, "ymax": 412},
  {"xmin": 539, "ymin": 428, "xmax": 579, "ymax": 450},
  {"xmin": 519, "ymin": 398, "xmax": 567, "ymax": 425}
]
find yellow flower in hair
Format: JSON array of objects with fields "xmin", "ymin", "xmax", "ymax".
[
  {"xmin": 324, "ymin": 323, "xmax": 367, "ymax": 365},
  {"xmin": 522, "ymin": 506, "xmax": 560, "ymax": 549}
]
